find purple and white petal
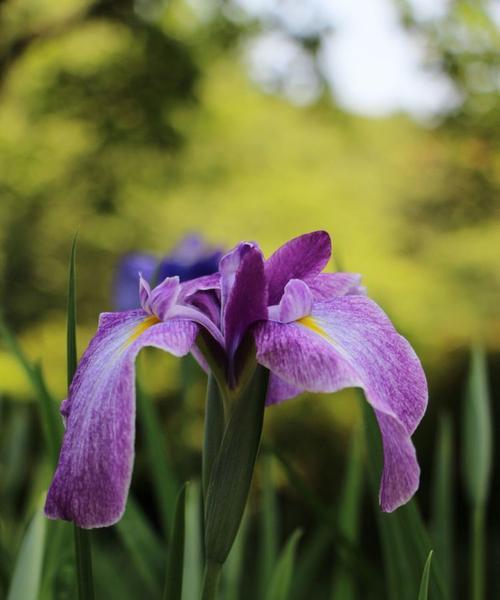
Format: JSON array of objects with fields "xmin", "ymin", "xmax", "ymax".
[
  {"xmin": 45, "ymin": 311, "xmax": 198, "ymax": 528},
  {"xmin": 307, "ymin": 273, "xmax": 365, "ymax": 301},
  {"xmin": 145, "ymin": 276, "xmax": 181, "ymax": 320},
  {"xmin": 266, "ymin": 374, "xmax": 304, "ymax": 405},
  {"xmin": 265, "ymin": 231, "xmax": 331, "ymax": 304},
  {"xmin": 268, "ymin": 279, "xmax": 313, "ymax": 323},
  {"xmin": 255, "ymin": 295, "xmax": 427, "ymax": 511},
  {"xmin": 219, "ymin": 242, "xmax": 268, "ymax": 358}
]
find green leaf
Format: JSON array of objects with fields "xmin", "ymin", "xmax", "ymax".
[
  {"xmin": 116, "ymin": 495, "xmax": 164, "ymax": 597},
  {"xmin": 331, "ymin": 428, "xmax": 364, "ymax": 600},
  {"xmin": 163, "ymin": 483, "xmax": 188, "ymax": 600},
  {"xmin": 258, "ymin": 452, "xmax": 280, "ymax": 595},
  {"xmin": 462, "ymin": 346, "xmax": 492, "ymax": 507},
  {"xmin": 182, "ymin": 481, "xmax": 203, "ymax": 600},
  {"xmin": 361, "ymin": 397, "xmax": 446, "ymax": 600},
  {"xmin": 204, "ymin": 365, "xmax": 269, "ymax": 565},
  {"xmin": 7, "ymin": 503, "xmax": 47, "ymax": 600},
  {"xmin": 66, "ymin": 234, "xmax": 95, "ymax": 600},
  {"xmin": 136, "ymin": 369, "xmax": 179, "ymax": 539},
  {"xmin": 222, "ymin": 508, "xmax": 249, "ymax": 600},
  {"xmin": 418, "ymin": 551, "xmax": 433, "ymax": 600},
  {"xmin": 265, "ymin": 529, "xmax": 302, "ymax": 600},
  {"xmin": 0, "ymin": 316, "xmax": 62, "ymax": 467},
  {"xmin": 462, "ymin": 347, "xmax": 492, "ymax": 600},
  {"xmin": 202, "ymin": 373, "xmax": 225, "ymax": 499},
  {"xmin": 431, "ymin": 415, "xmax": 453, "ymax": 599}
]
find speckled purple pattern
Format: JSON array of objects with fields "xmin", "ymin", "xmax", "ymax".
[{"xmin": 45, "ymin": 312, "xmax": 199, "ymax": 528}]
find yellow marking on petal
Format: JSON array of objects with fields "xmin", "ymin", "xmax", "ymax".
[
  {"xmin": 297, "ymin": 316, "xmax": 332, "ymax": 342},
  {"xmin": 124, "ymin": 315, "xmax": 161, "ymax": 348}
]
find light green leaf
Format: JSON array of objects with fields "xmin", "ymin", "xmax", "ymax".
[
  {"xmin": 265, "ymin": 529, "xmax": 302, "ymax": 600},
  {"xmin": 182, "ymin": 481, "xmax": 203, "ymax": 600},
  {"xmin": 462, "ymin": 346, "xmax": 492, "ymax": 507},
  {"xmin": 7, "ymin": 504, "xmax": 46, "ymax": 600},
  {"xmin": 418, "ymin": 551, "xmax": 433, "ymax": 600}
]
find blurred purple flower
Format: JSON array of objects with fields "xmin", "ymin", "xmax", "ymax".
[
  {"xmin": 46, "ymin": 231, "xmax": 427, "ymax": 528},
  {"xmin": 114, "ymin": 234, "xmax": 223, "ymax": 310}
]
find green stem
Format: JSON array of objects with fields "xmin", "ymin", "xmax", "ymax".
[
  {"xmin": 201, "ymin": 561, "xmax": 221, "ymax": 600},
  {"xmin": 471, "ymin": 505, "xmax": 485, "ymax": 600},
  {"xmin": 74, "ymin": 526, "xmax": 95, "ymax": 600}
]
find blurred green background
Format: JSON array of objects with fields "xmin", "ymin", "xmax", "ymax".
[{"xmin": 0, "ymin": 0, "xmax": 499, "ymax": 598}]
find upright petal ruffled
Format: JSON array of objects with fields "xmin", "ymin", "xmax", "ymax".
[
  {"xmin": 254, "ymin": 295, "xmax": 427, "ymax": 511},
  {"xmin": 265, "ymin": 231, "xmax": 331, "ymax": 304},
  {"xmin": 45, "ymin": 310, "xmax": 198, "ymax": 528}
]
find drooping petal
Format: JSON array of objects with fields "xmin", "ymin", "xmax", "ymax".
[
  {"xmin": 307, "ymin": 272, "xmax": 365, "ymax": 301},
  {"xmin": 266, "ymin": 374, "xmax": 304, "ymax": 405},
  {"xmin": 254, "ymin": 295, "xmax": 427, "ymax": 511},
  {"xmin": 265, "ymin": 231, "xmax": 331, "ymax": 304},
  {"xmin": 219, "ymin": 242, "xmax": 268, "ymax": 359},
  {"xmin": 114, "ymin": 254, "xmax": 157, "ymax": 311},
  {"xmin": 268, "ymin": 279, "xmax": 313, "ymax": 323},
  {"xmin": 45, "ymin": 310, "xmax": 199, "ymax": 528}
]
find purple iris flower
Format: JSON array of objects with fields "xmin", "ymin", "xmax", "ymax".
[
  {"xmin": 114, "ymin": 234, "xmax": 223, "ymax": 311},
  {"xmin": 45, "ymin": 231, "xmax": 427, "ymax": 528}
]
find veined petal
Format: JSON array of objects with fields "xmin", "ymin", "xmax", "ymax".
[
  {"xmin": 144, "ymin": 276, "xmax": 181, "ymax": 320},
  {"xmin": 45, "ymin": 310, "xmax": 198, "ymax": 528},
  {"xmin": 178, "ymin": 273, "xmax": 221, "ymax": 302},
  {"xmin": 254, "ymin": 295, "xmax": 427, "ymax": 511},
  {"xmin": 265, "ymin": 231, "xmax": 331, "ymax": 304},
  {"xmin": 307, "ymin": 272, "xmax": 365, "ymax": 301},
  {"xmin": 266, "ymin": 374, "xmax": 304, "ymax": 405},
  {"xmin": 220, "ymin": 242, "xmax": 268, "ymax": 358}
]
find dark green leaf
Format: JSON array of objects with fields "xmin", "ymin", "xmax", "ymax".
[
  {"xmin": 431, "ymin": 415, "xmax": 453, "ymax": 599},
  {"xmin": 204, "ymin": 365, "xmax": 269, "ymax": 564},
  {"xmin": 163, "ymin": 483, "xmax": 188, "ymax": 600},
  {"xmin": 202, "ymin": 373, "xmax": 225, "ymax": 499},
  {"xmin": 136, "ymin": 370, "xmax": 179, "ymax": 539},
  {"xmin": 116, "ymin": 495, "xmax": 164, "ymax": 597},
  {"xmin": 259, "ymin": 452, "xmax": 279, "ymax": 595}
]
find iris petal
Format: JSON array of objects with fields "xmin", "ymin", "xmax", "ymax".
[{"xmin": 45, "ymin": 310, "xmax": 198, "ymax": 528}]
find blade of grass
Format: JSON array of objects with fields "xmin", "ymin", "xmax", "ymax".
[
  {"xmin": 258, "ymin": 452, "xmax": 279, "ymax": 596},
  {"xmin": 182, "ymin": 481, "xmax": 203, "ymax": 600},
  {"xmin": 462, "ymin": 347, "xmax": 492, "ymax": 600},
  {"xmin": 7, "ymin": 502, "xmax": 47, "ymax": 600},
  {"xmin": 265, "ymin": 529, "xmax": 302, "ymax": 600},
  {"xmin": 418, "ymin": 551, "xmax": 433, "ymax": 600},
  {"xmin": 116, "ymin": 495, "xmax": 164, "ymax": 597},
  {"xmin": 67, "ymin": 234, "xmax": 95, "ymax": 600},
  {"xmin": 163, "ymin": 483, "xmax": 188, "ymax": 600},
  {"xmin": 331, "ymin": 428, "xmax": 364, "ymax": 600},
  {"xmin": 222, "ymin": 508, "xmax": 249, "ymax": 600},
  {"xmin": 361, "ymin": 397, "xmax": 446, "ymax": 600},
  {"xmin": 0, "ymin": 316, "xmax": 62, "ymax": 466},
  {"xmin": 431, "ymin": 414, "xmax": 453, "ymax": 600},
  {"xmin": 136, "ymin": 367, "xmax": 179, "ymax": 539}
]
